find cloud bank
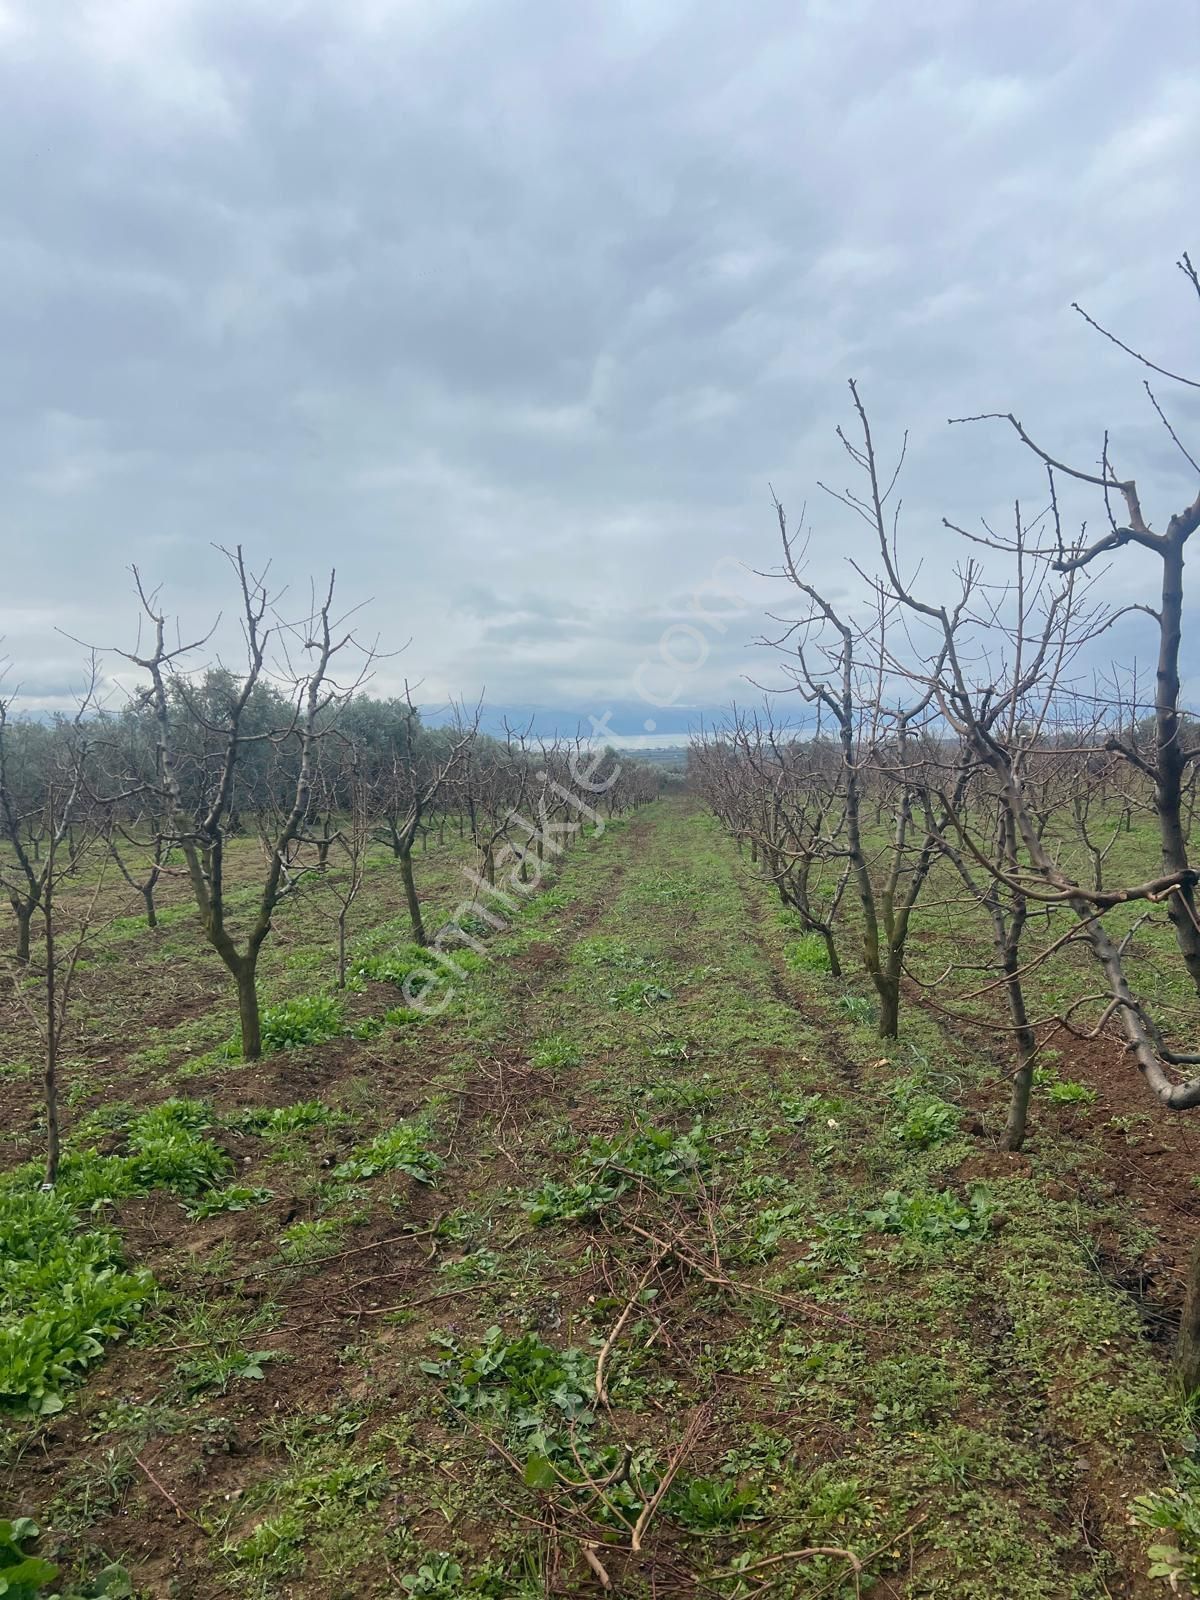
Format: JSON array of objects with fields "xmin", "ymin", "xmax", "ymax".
[{"xmin": 0, "ymin": 0, "xmax": 1196, "ymax": 727}]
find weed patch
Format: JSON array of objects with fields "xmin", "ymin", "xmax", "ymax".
[
  {"xmin": 177, "ymin": 1344, "xmax": 282, "ymax": 1397},
  {"xmin": 0, "ymin": 1518, "xmax": 131, "ymax": 1596},
  {"xmin": 784, "ymin": 933, "xmax": 832, "ymax": 973},
  {"xmin": 1132, "ymin": 1459, "xmax": 1200, "ymax": 1591},
  {"xmin": 332, "ymin": 1122, "xmax": 441, "ymax": 1185},
  {"xmin": 529, "ymin": 1124, "xmax": 711, "ymax": 1224},
  {"xmin": 0, "ymin": 1189, "xmax": 151, "ymax": 1416},
  {"xmin": 231, "ymin": 1100, "xmax": 341, "ymax": 1139},
  {"xmin": 530, "ymin": 1034, "xmax": 580, "ymax": 1069},
  {"xmin": 890, "ymin": 1084, "xmax": 960, "ymax": 1149},
  {"xmin": 247, "ymin": 993, "xmax": 345, "ymax": 1054},
  {"xmin": 866, "ymin": 1185, "xmax": 993, "ymax": 1245},
  {"xmin": 182, "ymin": 1184, "xmax": 273, "ymax": 1221},
  {"xmin": 608, "ymin": 978, "xmax": 674, "ymax": 1009},
  {"xmin": 280, "ymin": 1218, "xmax": 344, "ymax": 1262}
]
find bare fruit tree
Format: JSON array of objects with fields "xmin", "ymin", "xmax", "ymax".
[
  {"xmin": 692, "ymin": 257, "xmax": 1200, "ymax": 1384},
  {"xmin": 762, "ymin": 488, "xmax": 951, "ymax": 1038},
  {"xmin": 0, "ymin": 698, "xmax": 90, "ymax": 965},
  {"xmin": 117, "ymin": 550, "xmax": 376, "ymax": 1060},
  {"xmin": 692, "ymin": 711, "xmax": 850, "ymax": 977},
  {"xmin": 383, "ymin": 694, "xmax": 475, "ymax": 947},
  {"xmin": 313, "ymin": 739, "xmax": 378, "ymax": 989},
  {"xmin": 945, "ymin": 256, "xmax": 1200, "ymax": 1381},
  {"xmin": 1, "ymin": 666, "xmax": 108, "ymax": 1184}
]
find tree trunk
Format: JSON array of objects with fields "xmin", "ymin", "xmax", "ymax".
[
  {"xmin": 337, "ymin": 914, "xmax": 347, "ymax": 988},
  {"xmin": 400, "ymin": 848, "xmax": 426, "ymax": 946},
  {"xmin": 1004, "ymin": 1054, "xmax": 1035, "ymax": 1152},
  {"xmin": 1154, "ymin": 538, "xmax": 1200, "ymax": 996},
  {"xmin": 1001, "ymin": 933, "xmax": 1037, "ymax": 1151},
  {"xmin": 235, "ymin": 958, "xmax": 263, "ymax": 1061},
  {"xmin": 1176, "ymin": 1233, "xmax": 1200, "ymax": 1395},
  {"xmin": 142, "ymin": 884, "xmax": 158, "ymax": 928},
  {"xmin": 14, "ymin": 904, "xmax": 32, "ymax": 965},
  {"xmin": 43, "ymin": 895, "xmax": 60, "ymax": 1187},
  {"xmin": 822, "ymin": 928, "xmax": 842, "ymax": 980},
  {"xmin": 877, "ymin": 971, "xmax": 900, "ymax": 1039}
]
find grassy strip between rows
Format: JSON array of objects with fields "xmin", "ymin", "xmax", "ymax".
[{"xmin": 4, "ymin": 805, "xmax": 1200, "ymax": 1596}]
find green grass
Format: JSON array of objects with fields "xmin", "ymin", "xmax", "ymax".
[
  {"xmin": 784, "ymin": 932, "xmax": 833, "ymax": 973},
  {"xmin": 529, "ymin": 1033, "xmax": 580, "ymax": 1069},
  {"xmin": 0, "ymin": 798, "xmax": 1190, "ymax": 1597}
]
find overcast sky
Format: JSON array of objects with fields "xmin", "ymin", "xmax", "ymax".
[{"xmin": 1, "ymin": 0, "xmax": 1196, "ymax": 733}]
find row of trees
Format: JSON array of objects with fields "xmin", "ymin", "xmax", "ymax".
[
  {"xmin": 1, "ymin": 554, "xmax": 658, "ymax": 1180},
  {"xmin": 693, "ymin": 254, "xmax": 1200, "ymax": 1384}
]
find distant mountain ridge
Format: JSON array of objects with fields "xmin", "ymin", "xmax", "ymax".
[{"xmin": 418, "ymin": 700, "xmax": 732, "ymax": 742}]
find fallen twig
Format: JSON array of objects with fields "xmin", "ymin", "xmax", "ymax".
[
  {"xmin": 154, "ymin": 1325, "xmax": 298, "ymax": 1355},
  {"xmin": 595, "ymin": 1246, "xmax": 669, "ymax": 1404},
  {"xmin": 232, "ymin": 1219, "xmax": 442, "ymax": 1281},
  {"xmin": 134, "ymin": 1454, "xmax": 203, "ymax": 1529},
  {"xmin": 630, "ymin": 1403, "xmax": 710, "ymax": 1553},
  {"xmin": 624, "ymin": 1221, "xmax": 860, "ymax": 1329},
  {"xmin": 580, "ymin": 1542, "xmax": 612, "ymax": 1588},
  {"xmin": 716, "ymin": 1544, "xmax": 862, "ymax": 1580},
  {"xmin": 800, "ymin": 1515, "xmax": 931, "ymax": 1600},
  {"xmin": 326, "ymin": 1282, "xmax": 486, "ymax": 1318}
]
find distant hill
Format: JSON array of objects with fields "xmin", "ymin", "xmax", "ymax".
[{"xmin": 419, "ymin": 700, "xmax": 725, "ymax": 743}]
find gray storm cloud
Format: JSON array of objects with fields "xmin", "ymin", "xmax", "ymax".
[{"xmin": 0, "ymin": 0, "xmax": 1196, "ymax": 719}]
